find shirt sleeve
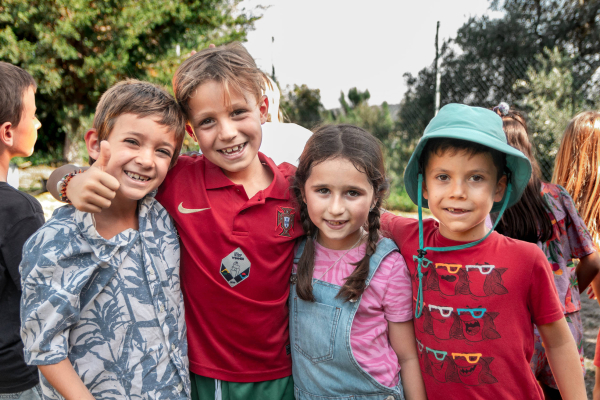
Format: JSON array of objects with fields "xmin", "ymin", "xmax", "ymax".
[
  {"xmin": 20, "ymin": 225, "xmax": 89, "ymax": 366},
  {"xmin": 558, "ymin": 185, "xmax": 596, "ymax": 258},
  {"xmin": 527, "ymin": 247, "xmax": 565, "ymax": 326},
  {"xmin": 1, "ymin": 213, "xmax": 45, "ymax": 289},
  {"xmin": 380, "ymin": 213, "xmax": 414, "ymax": 247},
  {"xmin": 381, "ymin": 251, "xmax": 413, "ymax": 323}
]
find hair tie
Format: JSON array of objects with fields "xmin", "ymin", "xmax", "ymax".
[{"xmin": 493, "ymin": 102, "xmax": 510, "ymax": 116}]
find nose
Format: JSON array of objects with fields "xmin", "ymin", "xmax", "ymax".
[
  {"xmin": 327, "ymin": 194, "xmax": 345, "ymax": 216},
  {"xmin": 217, "ymin": 118, "xmax": 237, "ymax": 142},
  {"xmin": 449, "ymin": 178, "xmax": 467, "ymax": 198},
  {"xmin": 34, "ymin": 118, "xmax": 41, "ymax": 130},
  {"xmin": 135, "ymin": 147, "xmax": 154, "ymax": 169}
]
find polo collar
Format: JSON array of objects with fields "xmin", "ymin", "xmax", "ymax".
[{"xmin": 204, "ymin": 152, "xmax": 291, "ymax": 200}]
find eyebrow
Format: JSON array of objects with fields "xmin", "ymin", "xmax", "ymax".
[
  {"xmin": 124, "ymin": 131, "xmax": 175, "ymax": 149},
  {"xmin": 192, "ymin": 99, "xmax": 250, "ymax": 121},
  {"xmin": 309, "ymin": 183, "xmax": 368, "ymax": 191},
  {"xmin": 430, "ymin": 167, "xmax": 492, "ymax": 174}
]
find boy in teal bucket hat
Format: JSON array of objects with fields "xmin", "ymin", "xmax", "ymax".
[{"xmin": 381, "ymin": 104, "xmax": 585, "ymax": 399}]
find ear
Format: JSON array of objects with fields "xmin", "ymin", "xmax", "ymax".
[
  {"xmin": 85, "ymin": 129, "xmax": 101, "ymax": 160},
  {"xmin": 258, "ymin": 95, "xmax": 269, "ymax": 124},
  {"xmin": 0, "ymin": 122, "xmax": 13, "ymax": 147},
  {"xmin": 370, "ymin": 195, "xmax": 379, "ymax": 210},
  {"xmin": 185, "ymin": 124, "xmax": 198, "ymax": 143},
  {"xmin": 422, "ymin": 177, "xmax": 429, "ymax": 200},
  {"xmin": 300, "ymin": 187, "xmax": 307, "ymax": 204},
  {"xmin": 493, "ymin": 174, "xmax": 508, "ymax": 203}
]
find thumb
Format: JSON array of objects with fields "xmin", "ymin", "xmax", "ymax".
[{"xmin": 94, "ymin": 140, "xmax": 111, "ymax": 171}]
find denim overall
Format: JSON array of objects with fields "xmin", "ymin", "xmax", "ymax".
[{"xmin": 289, "ymin": 238, "xmax": 405, "ymax": 400}]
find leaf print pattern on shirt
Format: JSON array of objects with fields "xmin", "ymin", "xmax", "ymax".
[{"xmin": 20, "ymin": 196, "xmax": 190, "ymax": 400}]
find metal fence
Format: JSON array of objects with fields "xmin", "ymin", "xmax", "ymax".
[{"xmin": 397, "ymin": 55, "xmax": 597, "ymax": 182}]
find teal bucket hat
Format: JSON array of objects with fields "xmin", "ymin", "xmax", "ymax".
[
  {"xmin": 404, "ymin": 103, "xmax": 531, "ymax": 213},
  {"xmin": 406, "ymin": 104, "xmax": 532, "ymax": 319}
]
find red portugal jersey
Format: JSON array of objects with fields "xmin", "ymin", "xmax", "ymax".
[{"xmin": 157, "ymin": 153, "xmax": 303, "ymax": 382}]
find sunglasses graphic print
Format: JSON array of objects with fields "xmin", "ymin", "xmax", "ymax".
[
  {"xmin": 422, "ymin": 345, "xmax": 499, "ymax": 386},
  {"xmin": 413, "ymin": 259, "xmax": 509, "ymax": 298}
]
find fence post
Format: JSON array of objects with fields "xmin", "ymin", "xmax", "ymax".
[{"xmin": 434, "ymin": 21, "xmax": 441, "ymax": 116}]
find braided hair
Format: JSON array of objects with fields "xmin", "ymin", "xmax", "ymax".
[{"xmin": 293, "ymin": 124, "xmax": 389, "ymax": 302}]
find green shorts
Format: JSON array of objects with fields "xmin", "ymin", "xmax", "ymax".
[{"xmin": 190, "ymin": 373, "xmax": 294, "ymax": 400}]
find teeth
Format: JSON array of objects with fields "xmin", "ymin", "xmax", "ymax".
[
  {"xmin": 221, "ymin": 143, "xmax": 245, "ymax": 154},
  {"xmin": 126, "ymin": 171, "xmax": 150, "ymax": 181}
]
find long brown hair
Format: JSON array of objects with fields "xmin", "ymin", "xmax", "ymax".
[
  {"xmin": 293, "ymin": 124, "xmax": 389, "ymax": 302},
  {"xmin": 553, "ymin": 111, "xmax": 600, "ymax": 245},
  {"xmin": 492, "ymin": 109, "xmax": 553, "ymax": 243}
]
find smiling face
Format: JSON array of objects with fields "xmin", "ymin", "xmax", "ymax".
[
  {"xmin": 303, "ymin": 157, "xmax": 375, "ymax": 250},
  {"xmin": 12, "ymin": 86, "xmax": 41, "ymax": 157},
  {"xmin": 88, "ymin": 113, "xmax": 176, "ymax": 203},
  {"xmin": 423, "ymin": 150, "xmax": 506, "ymax": 242},
  {"xmin": 187, "ymin": 80, "xmax": 268, "ymax": 179}
]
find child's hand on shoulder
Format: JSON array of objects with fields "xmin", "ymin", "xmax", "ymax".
[{"xmin": 67, "ymin": 141, "xmax": 119, "ymax": 213}]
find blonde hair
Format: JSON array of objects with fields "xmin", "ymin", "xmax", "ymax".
[
  {"xmin": 172, "ymin": 42, "xmax": 265, "ymax": 121},
  {"xmin": 552, "ymin": 111, "xmax": 600, "ymax": 244},
  {"xmin": 92, "ymin": 79, "xmax": 186, "ymax": 168}
]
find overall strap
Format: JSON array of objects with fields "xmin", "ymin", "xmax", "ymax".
[
  {"xmin": 365, "ymin": 238, "xmax": 398, "ymax": 286},
  {"xmin": 294, "ymin": 237, "xmax": 307, "ymax": 264}
]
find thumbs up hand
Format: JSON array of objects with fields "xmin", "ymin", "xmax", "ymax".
[
  {"xmin": 67, "ymin": 140, "xmax": 120, "ymax": 213},
  {"xmin": 93, "ymin": 140, "xmax": 111, "ymax": 172}
]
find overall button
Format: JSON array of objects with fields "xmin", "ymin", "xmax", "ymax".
[{"xmin": 385, "ymin": 396, "xmax": 394, "ymax": 400}]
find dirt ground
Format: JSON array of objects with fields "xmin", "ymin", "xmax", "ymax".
[
  {"xmin": 581, "ymin": 294, "xmax": 598, "ymax": 398},
  {"xmin": 17, "ymin": 166, "xmax": 600, "ymax": 398}
]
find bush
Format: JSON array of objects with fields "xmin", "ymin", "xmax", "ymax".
[{"xmin": 385, "ymin": 186, "xmax": 417, "ymax": 212}]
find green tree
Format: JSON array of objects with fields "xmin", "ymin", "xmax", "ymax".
[
  {"xmin": 326, "ymin": 88, "xmax": 403, "ymax": 185},
  {"xmin": 519, "ymin": 48, "xmax": 581, "ymax": 180},
  {"xmin": 0, "ymin": 0, "xmax": 260, "ymax": 162},
  {"xmin": 280, "ymin": 84, "xmax": 324, "ymax": 129},
  {"xmin": 397, "ymin": 0, "xmax": 600, "ymax": 180}
]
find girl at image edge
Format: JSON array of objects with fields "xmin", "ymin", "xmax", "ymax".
[
  {"xmin": 552, "ymin": 111, "xmax": 600, "ymax": 400},
  {"xmin": 289, "ymin": 124, "xmax": 426, "ymax": 400}
]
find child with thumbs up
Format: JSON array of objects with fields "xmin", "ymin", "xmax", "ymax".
[{"xmin": 19, "ymin": 80, "xmax": 192, "ymax": 400}]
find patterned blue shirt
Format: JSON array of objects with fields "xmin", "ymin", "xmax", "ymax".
[{"xmin": 20, "ymin": 195, "xmax": 190, "ymax": 399}]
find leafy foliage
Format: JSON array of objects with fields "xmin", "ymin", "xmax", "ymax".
[
  {"xmin": 519, "ymin": 48, "xmax": 582, "ymax": 180},
  {"xmin": 280, "ymin": 84, "xmax": 324, "ymax": 129},
  {"xmin": 0, "ymin": 0, "xmax": 260, "ymax": 162},
  {"xmin": 398, "ymin": 0, "xmax": 600, "ymax": 180}
]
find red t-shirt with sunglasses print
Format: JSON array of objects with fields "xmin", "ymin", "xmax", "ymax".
[{"xmin": 381, "ymin": 213, "xmax": 563, "ymax": 400}]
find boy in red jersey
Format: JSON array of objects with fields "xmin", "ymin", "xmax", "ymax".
[
  {"xmin": 381, "ymin": 104, "xmax": 585, "ymax": 399},
  {"xmin": 48, "ymin": 43, "xmax": 301, "ymax": 400}
]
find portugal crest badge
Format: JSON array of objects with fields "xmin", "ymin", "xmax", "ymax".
[
  {"xmin": 220, "ymin": 248, "xmax": 251, "ymax": 287},
  {"xmin": 276, "ymin": 207, "xmax": 295, "ymax": 237}
]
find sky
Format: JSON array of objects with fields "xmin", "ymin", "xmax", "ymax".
[{"xmin": 240, "ymin": 0, "xmax": 503, "ymax": 109}]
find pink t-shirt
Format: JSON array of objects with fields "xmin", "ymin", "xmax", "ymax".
[{"xmin": 293, "ymin": 240, "xmax": 413, "ymax": 387}]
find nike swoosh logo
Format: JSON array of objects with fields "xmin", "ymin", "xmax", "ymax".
[{"xmin": 178, "ymin": 202, "xmax": 211, "ymax": 214}]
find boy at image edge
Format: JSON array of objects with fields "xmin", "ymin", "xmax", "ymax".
[{"xmin": 380, "ymin": 104, "xmax": 586, "ymax": 399}]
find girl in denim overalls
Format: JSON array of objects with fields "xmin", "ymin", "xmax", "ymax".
[{"xmin": 290, "ymin": 124, "xmax": 427, "ymax": 400}]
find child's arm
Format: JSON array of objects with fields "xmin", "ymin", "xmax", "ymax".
[
  {"xmin": 38, "ymin": 359, "xmax": 95, "ymax": 400},
  {"xmin": 576, "ymin": 251, "xmax": 600, "ymax": 293},
  {"xmin": 389, "ymin": 321, "xmax": 427, "ymax": 400},
  {"xmin": 47, "ymin": 141, "xmax": 118, "ymax": 212},
  {"xmin": 537, "ymin": 318, "xmax": 586, "ymax": 400}
]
